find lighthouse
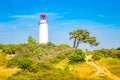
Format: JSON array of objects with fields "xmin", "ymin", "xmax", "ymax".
[{"xmin": 39, "ymin": 13, "xmax": 48, "ymax": 43}]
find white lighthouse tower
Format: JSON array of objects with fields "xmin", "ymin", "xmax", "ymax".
[{"xmin": 39, "ymin": 13, "xmax": 48, "ymax": 43}]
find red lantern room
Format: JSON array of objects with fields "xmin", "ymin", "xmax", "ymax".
[{"xmin": 40, "ymin": 13, "xmax": 46, "ymax": 20}]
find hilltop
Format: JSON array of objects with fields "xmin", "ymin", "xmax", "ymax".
[{"xmin": 0, "ymin": 42, "xmax": 120, "ymax": 80}]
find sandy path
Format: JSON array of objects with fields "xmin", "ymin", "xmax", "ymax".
[{"xmin": 86, "ymin": 55, "xmax": 120, "ymax": 80}]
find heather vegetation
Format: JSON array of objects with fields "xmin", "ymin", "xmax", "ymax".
[{"xmin": 0, "ymin": 29, "xmax": 120, "ymax": 80}]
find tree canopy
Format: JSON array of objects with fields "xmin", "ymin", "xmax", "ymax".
[
  {"xmin": 69, "ymin": 29, "xmax": 99, "ymax": 48},
  {"xmin": 27, "ymin": 36, "xmax": 37, "ymax": 44}
]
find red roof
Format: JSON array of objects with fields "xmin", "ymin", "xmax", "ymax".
[{"xmin": 41, "ymin": 13, "xmax": 46, "ymax": 17}]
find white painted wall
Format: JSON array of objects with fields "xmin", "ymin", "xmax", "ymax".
[{"xmin": 39, "ymin": 20, "xmax": 48, "ymax": 43}]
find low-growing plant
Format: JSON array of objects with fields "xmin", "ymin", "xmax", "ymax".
[
  {"xmin": 7, "ymin": 66, "xmax": 79, "ymax": 80},
  {"xmin": 18, "ymin": 57, "xmax": 34, "ymax": 70},
  {"xmin": 0, "ymin": 49, "xmax": 6, "ymax": 66},
  {"xmin": 33, "ymin": 47, "xmax": 47, "ymax": 59},
  {"xmin": 68, "ymin": 49, "xmax": 85, "ymax": 64},
  {"xmin": 91, "ymin": 50, "xmax": 104, "ymax": 60},
  {"xmin": 49, "ymin": 49, "xmax": 74, "ymax": 63},
  {"xmin": 58, "ymin": 44, "xmax": 71, "ymax": 48},
  {"xmin": 6, "ymin": 55, "xmax": 36, "ymax": 71},
  {"xmin": 6, "ymin": 56, "xmax": 19, "ymax": 68},
  {"xmin": 37, "ymin": 61, "xmax": 55, "ymax": 70}
]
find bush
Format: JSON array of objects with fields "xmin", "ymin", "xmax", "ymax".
[
  {"xmin": 47, "ymin": 42, "xmax": 56, "ymax": 47},
  {"xmin": 98, "ymin": 49, "xmax": 110, "ymax": 58},
  {"xmin": 49, "ymin": 49, "xmax": 74, "ymax": 63},
  {"xmin": 58, "ymin": 44, "xmax": 71, "ymax": 48},
  {"xmin": 50, "ymin": 53, "xmax": 67, "ymax": 63},
  {"xmin": 37, "ymin": 61, "xmax": 55, "ymax": 70},
  {"xmin": 33, "ymin": 47, "xmax": 47, "ymax": 59},
  {"xmin": 112, "ymin": 50, "xmax": 120, "ymax": 59},
  {"xmin": 116, "ymin": 47, "xmax": 120, "ymax": 50},
  {"xmin": 0, "ymin": 44, "xmax": 26, "ymax": 55},
  {"xmin": 6, "ymin": 56, "xmax": 36, "ymax": 71},
  {"xmin": 6, "ymin": 56, "xmax": 19, "ymax": 67},
  {"xmin": 18, "ymin": 57, "xmax": 34, "ymax": 70},
  {"xmin": 91, "ymin": 50, "xmax": 104, "ymax": 61},
  {"xmin": 68, "ymin": 49, "xmax": 85, "ymax": 64},
  {"xmin": 0, "ymin": 49, "xmax": 6, "ymax": 66},
  {"xmin": 15, "ymin": 44, "xmax": 37, "ymax": 56},
  {"xmin": 27, "ymin": 63, "xmax": 38, "ymax": 73},
  {"xmin": 7, "ymin": 69, "xmax": 79, "ymax": 80}
]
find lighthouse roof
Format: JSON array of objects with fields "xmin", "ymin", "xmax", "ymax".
[{"xmin": 41, "ymin": 13, "xmax": 46, "ymax": 17}]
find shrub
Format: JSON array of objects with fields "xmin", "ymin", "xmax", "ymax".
[
  {"xmin": 0, "ymin": 49, "xmax": 6, "ymax": 66},
  {"xmin": 6, "ymin": 56, "xmax": 35, "ymax": 71},
  {"xmin": 58, "ymin": 44, "xmax": 71, "ymax": 48},
  {"xmin": 98, "ymin": 49, "xmax": 110, "ymax": 58},
  {"xmin": 27, "ymin": 63, "xmax": 38, "ymax": 73},
  {"xmin": 18, "ymin": 57, "xmax": 34, "ymax": 70},
  {"xmin": 47, "ymin": 42, "xmax": 56, "ymax": 47},
  {"xmin": 68, "ymin": 49, "xmax": 85, "ymax": 64},
  {"xmin": 33, "ymin": 47, "xmax": 47, "ymax": 59},
  {"xmin": 0, "ymin": 44, "xmax": 26, "ymax": 55},
  {"xmin": 15, "ymin": 44, "xmax": 37, "ymax": 56},
  {"xmin": 49, "ymin": 49, "xmax": 74, "ymax": 63},
  {"xmin": 7, "ymin": 69, "xmax": 79, "ymax": 80},
  {"xmin": 112, "ymin": 50, "xmax": 120, "ymax": 59},
  {"xmin": 91, "ymin": 50, "xmax": 104, "ymax": 60},
  {"xmin": 116, "ymin": 47, "xmax": 120, "ymax": 50},
  {"xmin": 6, "ymin": 56, "xmax": 19, "ymax": 67},
  {"xmin": 37, "ymin": 61, "xmax": 55, "ymax": 70}
]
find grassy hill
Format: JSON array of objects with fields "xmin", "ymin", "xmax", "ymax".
[{"xmin": 0, "ymin": 43, "xmax": 120, "ymax": 80}]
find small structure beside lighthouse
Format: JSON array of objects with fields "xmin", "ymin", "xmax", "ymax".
[{"xmin": 39, "ymin": 13, "xmax": 48, "ymax": 43}]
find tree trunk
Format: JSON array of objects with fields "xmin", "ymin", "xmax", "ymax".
[
  {"xmin": 75, "ymin": 39, "xmax": 79, "ymax": 48},
  {"xmin": 73, "ymin": 38, "xmax": 76, "ymax": 48}
]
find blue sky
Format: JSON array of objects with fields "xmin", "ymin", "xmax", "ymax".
[{"xmin": 0, "ymin": 0, "xmax": 120, "ymax": 50}]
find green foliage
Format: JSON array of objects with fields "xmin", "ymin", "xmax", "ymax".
[
  {"xmin": 0, "ymin": 44, "xmax": 26, "ymax": 54},
  {"xmin": 15, "ymin": 44, "xmax": 38, "ymax": 56},
  {"xmin": 91, "ymin": 50, "xmax": 104, "ymax": 60},
  {"xmin": 6, "ymin": 55, "xmax": 35, "ymax": 70},
  {"xmin": 7, "ymin": 61, "xmax": 79, "ymax": 80},
  {"xmin": 0, "ymin": 49, "xmax": 6, "ymax": 66},
  {"xmin": 91, "ymin": 48, "xmax": 120, "ymax": 60},
  {"xmin": 49, "ymin": 49, "xmax": 74, "ymax": 63},
  {"xmin": 18, "ymin": 57, "xmax": 34, "ymax": 70},
  {"xmin": 37, "ymin": 62, "xmax": 55, "ymax": 70},
  {"xmin": 50, "ymin": 53, "xmax": 66, "ymax": 63},
  {"xmin": 27, "ymin": 36, "xmax": 37, "ymax": 44},
  {"xmin": 33, "ymin": 47, "xmax": 47, "ymax": 59},
  {"xmin": 86, "ymin": 36, "xmax": 99, "ymax": 47},
  {"xmin": 6, "ymin": 56, "xmax": 19, "ymax": 67},
  {"xmin": 47, "ymin": 42, "xmax": 56, "ymax": 47},
  {"xmin": 111, "ymin": 50, "xmax": 120, "ymax": 59},
  {"xmin": 64, "ymin": 64, "xmax": 70, "ymax": 71},
  {"xmin": 7, "ymin": 69, "xmax": 79, "ymax": 80},
  {"xmin": 68, "ymin": 49, "xmax": 85, "ymax": 64},
  {"xmin": 58, "ymin": 44, "xmax": 71, "ymax": 48},
  {"xmin": 116, "ymin": 47, "xmax": 120, "ymax": 50},
  {"xmin": 69, "ymin": 29, "xmax": 99, "ymax": 48},
  {"xmin": 98, "ymin": 49, "xmax": 111, "ymax": 58},
  {"xmin": 114, "ymin": 52, "xmax": 120, "ymax": 59}
]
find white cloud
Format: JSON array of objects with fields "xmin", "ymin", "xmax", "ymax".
[{"xmin": 10, "ymin": 15, "xmax": 37, "ymax": 19}]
